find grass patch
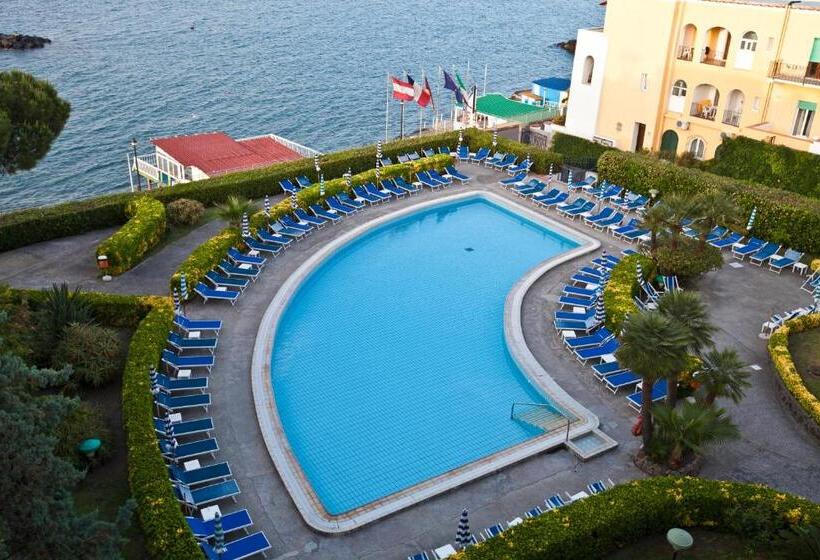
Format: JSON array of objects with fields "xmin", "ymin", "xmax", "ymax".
[
  {"xmin": 789, "ymin": 328, "xmax": 820, "ymax": 399},
  {"xmin": 608, "ymin": 528, "xmax": 773, "ymax": 559}
]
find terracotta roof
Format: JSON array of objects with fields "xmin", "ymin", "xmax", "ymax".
[{"xmin": 151, "ymin": 131, "xmax": 304, "ymax": 176}]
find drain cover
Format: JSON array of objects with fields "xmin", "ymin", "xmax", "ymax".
[{"xmin": 464, "ymin": 247, "xmax": 474, "ymax": 252}]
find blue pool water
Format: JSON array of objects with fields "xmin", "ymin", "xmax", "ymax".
[{"xmin": 270, "ymin": 197, "xmax": 579, "ymax": 514}]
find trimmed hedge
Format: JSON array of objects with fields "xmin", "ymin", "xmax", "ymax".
[
  {"xmin": 769, "ymin": 313, "xmax": 820, "ymax": 427},
  {"xmin": 461, "ymin": 128, "xmax": 563, "ymax": 175},
  {"xmin": 551, "ymin": 132, "xmax": 613, "ymax": 169},
  {"xmin": 455, "ymin": 477, "xmax": 819, "ymax": 560},
  {"xmin": 603, "ymin": 253, "xmax": 654, "ymax": 334},
  {"xmin": 597, "ymin": 151, "xmax": 820, "ymax": 255},
  {"xmin": 0, "ymin": 131, "xmax": 460, "ymax": 253},
  {"xmin": 170, "ymin": 227, "xmax": 242, "ymax": 297},
  {"xmin": 96, "ymin": 196, "xmax": 166, "ymax": 276},
  {"xmin": 709, "ymin": 136, "xmax": 820, "ymax": 199}
]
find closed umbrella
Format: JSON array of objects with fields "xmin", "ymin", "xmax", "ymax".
[
  {"xmin": 172, "ymin": 288, "xmax": 180, "ymax": 314},
  {"xmin": 241, "ymin": 213, "xmax": 249, "ymax": 238},
  {"xmin": 375, "ymin": 164, "xmax": 380, "ymax": 186},
  {"xmin": 164, "ymin": 414, "xmax": 174, "ymax": 437},
  {"xmin": 314, "ymin": 154, "xmax": 321, "ymax": 173},
  {"xmin": 548, "ymin": 163, "xmax": 554, "ymax": 178},
  {"xmin": 746, "ymin": 206, "xmax": 757, "ymax": 232},
  {"xmin": 635, "ymin": 261, "xmax": 644, "ymax": 286},
  {"xmin": 319, "ymin": 174, "xmax": 325, "ymax": 197},
  {"xmin": 595, "ymin": 289, "xmax": 606, "ymax": 324},
  {"xmin": 264, "ymin": 195, "xmax": 270, "ymax": 217},
  {"xmin": 814, "ymin": 285, "xmax": 820, "ymax": 307},
  {"xmin": 567, "ymin": 169, "xmax": 573, "ymax": 186},
  {"xmin": 179, "ymin": 273, "xmax": 189, "ymax": 302},
  {"xmin": 457, "ymin": 130, "xmax": 463, "ymax": 153},
  {"xmin": 290, "ymin": 192, "xmax": 298, "ymax": 210},
  {"xmin": 213, "ymin": 511, "xmax": 227, "ymax": 557},
  {"xmin": 149, "ymin": 366, "xmax": 159, "ymax": 391},
  {"xmin": 345, "ymin": 168, "xmax": 353, "ymax": 190},
  {"xmin": 492, "ymin": 129, "xmax": 497, "ymax": 149},
  {"xmin": 376, "ymin": 140, "xmax": 382, "ymax": 166},
  {"xmin": 456, "ymin": 508, "xmax": 471, "ymax": 549}
]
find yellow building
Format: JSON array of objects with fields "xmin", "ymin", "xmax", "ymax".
[{"xmin": 562, "ymin": 0, "xmax": 820, "ymax": 159}]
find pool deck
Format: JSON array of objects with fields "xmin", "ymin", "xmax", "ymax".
[{"xmin": 1, "ymin": 164, "xmax": 818, "ymax": 558}]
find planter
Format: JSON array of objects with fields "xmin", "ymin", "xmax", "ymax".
[{"xmin": 633, "ymin": 449, "xmax": 703, "ymax": 476}]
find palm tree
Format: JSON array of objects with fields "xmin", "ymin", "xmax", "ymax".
[
  {"xmin": 215, "ymin": 195, "xmax": 253, "ymax": 227},
  {"xmin": 693, "ymin": 191, "xmax": 739, "ymax": 253},
  {"xmin": 657, "ymin": 290, "xmax": 716, "ymax": 407},
  {"xmin": 615, "ymin": 309, "xmax": 692, "ymax": 447},
  {"xmin": 697, "ymin": 348, "xmax": 751, "ymax": 406},
  {"xmin": 640, "ymin": 203, "xmax": 670, "ymax": 253},
  {"xmin": 660, "ymin": 193, "xmax": 700, "ymax": 250},
  {"xmin": 651, "ymin": 401, "xmax": 740, "ymax": 468}
]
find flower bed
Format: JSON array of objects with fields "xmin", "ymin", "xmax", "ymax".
[
  {"xmin": 603, "ymin": 253, "xmax": 654, "ymax": 334},
  {"xmin": 95, "ymin": 196, "xmax": 167, "ymax": 276}
]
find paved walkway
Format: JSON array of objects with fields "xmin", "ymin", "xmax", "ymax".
[{"xmin": 2, "ymin": 165, "xmax": 818, "ymax": 559}]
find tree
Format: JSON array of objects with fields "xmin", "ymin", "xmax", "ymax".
[
  {"xmin": 657, "ymin": 290, "xmax": 716, "ymax": 407},
  {"xmin": 640, "ymin": 203, "xmax": 670, "ymax": 253},
  {"xmin": 651, "ymin": 401, "xmax": 740, "ymax": 468},
  {"xmin": 692, "ymin": 191, "xmax": 740, "ymax": 252},
  {"xmin": 697, "ymin": 347, "xmax": 751, "ymax": 406},
  {"xmin": 658, "ymin": 193, "xmax": 701, "ymax": 250},
  {"xmin": 216, "ymin": 195, "xmax": 254, "ymax": 227},
  {"xmin": 0, "ymin": 70, "xmax": 70, "ymax": 174},
  {"xmin": 615, "ymin": 309, "xmax": 692, "ymax": 447}
]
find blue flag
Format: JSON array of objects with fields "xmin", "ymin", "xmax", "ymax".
[
  {"xmin": 443, "ymin": 70, "xmax": 466, "ymax": 104},
  {"xmin": 406, "ymin": 73, "xmax": 415, "ymax": 87}
]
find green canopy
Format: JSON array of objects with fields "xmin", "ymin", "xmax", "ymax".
[{"xmin": 475, "ymin": 94, "xmax": 557, "ymax": 124}]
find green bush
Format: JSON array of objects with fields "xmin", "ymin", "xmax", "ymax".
[
  {"xmin": 769, "ymin": 313, "xmax": 820, "ymax": 427},
  {"xmin": 170, "ymin": 228, "xmax": 242, "ymax": 297},
  {"xmin": 55, "ymin": 401, "xmax": 112, "ymax": 468},
  {"xmin": 461, "ymin": 128, "xmax": 563, "ymax": 174},
  {"xmin": 52, "ymin": 322, "xmax": 123, "ymax": 387},
  {"xmin": 603, "ymin": 253, "xmax": 654, "ymax": 334},
  {"xmin": 551, "ymin": 132, "xmax": 613, "ymax": 169},
  {"xmin": 96, "ymin": 196, "xmax": 166, "ymax": 276},
  {"xmin": 455, "ymin": 477, "xmax": 819, "ymax": 560},
  {"xmin": 654, "ymin": 238, "xmax": 723, "ymax": 277},
  {"xmin": 165, "ymin": 198, "xmax": 205, "ymax": 226},
  {"xmin": 597, "ymin": 151, "xmax": 820, "ymax": 254},
  {"xmin": 708, "ymin": 136, "xmax": 820, "ymax": 199}
]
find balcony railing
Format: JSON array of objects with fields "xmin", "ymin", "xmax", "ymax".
[
  {"xmin": 700, "ymin": 54, "xmax": 727, "ymax": 67},
  {"xmin": 722, "ymin": 110, "xmax": 742, "ymax": 127},
  {"xmin": 691, "ymin": 102, "xmax": 718, "ymax": 121},
  {"xmin": 677, "ymin": 45, "xmax": 694, "ymax": 61},
  {"xmin": 769, "ymin": 60, "xmax": 820, "ymax": 87}
]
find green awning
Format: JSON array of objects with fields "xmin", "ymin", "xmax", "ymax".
[
  {"xmin": 475, "ymin": 93, "xmax": 554, "ymax": 123},
  {"xmin": 810, "ymin": 38, "xmax": 820, "ymax": 63},
  {"xmin": 798, "ymin": 100, "xmax": 817, "ymax": 111}
]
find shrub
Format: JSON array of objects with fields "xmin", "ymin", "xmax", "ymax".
[
  {"xmin": 768, "ymin": 313, "xmax": 820, "ymax": 427},
  {"xmin": 603, "ymin": 254, "xmax": 654, "ymax": 334},
  {"xmin": 654, "ymin": 238, "xmax": 723, "ymax": 277},
  {"xmin": 95, "ymin": 196, "xmax": 166, "ymax": 276},
  {"xmin": 551, "ymin": 132, "xmax": 613, "ymax": 169},
  {"xmin": 35, "ymin": 283, "xmax": 94, "ymax": 357},
  {"xmin": 455, "ymin": 477, "xmax": 820, "ymax": 560},
  {"xmin": 166, "ymin": 198, "xmax": 204, "ymax": 226},
  {"xmin": 170, "ymin": 228, "xmax": 242, "ymax": 297},
  {"xmin": 55, "ymin": 401, "xmax": 112, "ymax": 468},
  {"xmin": 597, "ymin": 151, "xmax": 820, "ymax": 254},
  {"xmin": 461, "ymin": 128, "xmax": 563, "ymax": 174},
  {"xmin": 52, "ymin": 322, "xmax": 123, "ymax": 387},
  {"xmin": 708, "ymin": 136, "xmax": 820, "ymax": 199}
]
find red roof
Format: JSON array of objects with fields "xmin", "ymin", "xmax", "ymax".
[{"xmin": 151, "ymin": 131, "xmax": 304, "ymax": 176}]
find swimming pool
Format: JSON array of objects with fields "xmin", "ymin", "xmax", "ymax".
[{"xmin": 255, "ymin": 192, "xmax": 598, "ymax": 529}]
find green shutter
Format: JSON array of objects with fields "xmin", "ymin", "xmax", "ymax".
[
  {"xmin": 798, "ymin": 100, "xmax": 817, "ymax": 111},
  {"xmin": 810, "ymin": 38, "xmax": 820, "ymax": 63}
]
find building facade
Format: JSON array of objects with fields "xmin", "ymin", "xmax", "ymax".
[{"xmin": 563, "ymin": 0, "xmax": 820, "ymax": 159}]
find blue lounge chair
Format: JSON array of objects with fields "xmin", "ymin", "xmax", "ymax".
[
  {"xmin": 494, "ymin": 154, "xmax": 517, "ymax": 170},
  {"xmin": 161, "ymin": 348, "xmax": 215, "ymax": 373},
  {"xmin": 169, "ymin": 461, "xmax": 232, "ymax": 487},
  {"xmin": 397, "ymin": 153, "xmax": 410, "ymax": 163},
  {"xmin": 381, "ymin": 179, "xmax": 407, "ymax": 197},
  {"xmin": 593, "ymin": 212, "xmax": 624, "ymax": 230},
  {"xmin": 470, "ymin": 147, "xmax": 490, "ymax": 163},
  {"xmin": 218, "ymin": 260, "xmax": 261, "ymax": 281},
  {"xmin": 310, "ymin": 204, "xmax": 342, "ymax": 222},
  {"xmin": 186, "ymin": 508, "xmax": 253, "ymax": 540},
  {"xmin": 154, "ymin": 390, "xmax": 211, "ymax": 412},
  {"xmin": 380, "ymin": 156, "xmax": 393, "ymax": 167},
  {"xmin": 620, "ymin": 227, "xmax": 651, "ymax": 242},
  {"xmin": 175, "ymin": 479, "xmax": 240, "ymax": 509},
  {"xmin": 661, "ymin": 275, "xmax": 681, "ymax": 292},
  {"xmin": 623, "ymin": 195, "xmax": 649, "ymax": 211},
  {"xmin": 610, "ymin": 218, "xmax": 640, "ymax": 236},
  {"xmin": 545, "ymin": 494, "xmax": 567, "ymax": 509},
  {"xmin": 364, "ymin": 182, "xmax": 392, "ymax": 200},
  {"xmin": 423, "ymin": 148, "xmax": 436, "ymax": 158},
  {"xmin": 155, "ymin": 417, "xmax": 214, "ymax": 438},
  {"xmin": 563, "ymin": 284, "xmax": 598, "ymax": 299},
  {"xmin": 407, "ymin": 151, "xmax": 421, "ymax": 161},
  {"xmin": 270, "ymin": 222, "xmax": 305, "ymax": 240},
  {"xmin": 525, "ymin": 506, "xmax": 543, "ymax": 518},
  {"xmin": 531, "ymin": 188, "xmax": 559, "ymax": 203},
  {"xmin": 281, "ymin": 214, "xmax": 314, "ymax": 233},
  {"xmin": 439, "ymin": 145, "xmax": 451, "ymax": 154},
  {"xmin": 553, "ymin": 318, "xmax": 598, "ymax": 332},
  {"xmin": 575, "ymin": 338, "xmax": 620, "ymax": 364},
  {"xmin": 296, "ymin": 175, "xmax": 312, "ymax": 188},
  {"xmin": 513, "ymin": 180, "xmax": 545, "ymax": 197},
  {"xmin": 482, "ymin": 523, "xmax": 504, "ymax": 539},
  {"xmin": 327, "ymin": 196, "xmax": 357, "ymax": 214},
  {"xmin": 167, "ymin": 331, "xmax": 218, "ymax": 353},
  {"xmin": 199, "ymin": 531, "xmax": 270, "ymax": 560},
  {"xmin": 445, "ymin": 165, "xmax": 471, "ymax": 183},
  {"xmin": 338, "ymin": 192, "xmax": 366, "ymax": 209},
  {"xmin": 159, "ymin": 437, "xmax": 218, "ymax": 461},
  {"xmin": 456, "ymin": 145, "xmax": 470, "ymax": 161},
  {"xmin": 500, "ymin": 172, "xmax": 527, "ymax": 186},
  {"xmin": 554, "ymin": 197, "xmax": 586, "ymax": 214},
  {"xmin": 558, "ymin": 294, "xmax": 596, "ymax": 309},
  {"xmin": 702, "ymin": 226, "xmax": 728, "ymax": 243},
  {"xmin": 710, "ymin": 231, "xmax": 742, "ymax": 249},
  {"xmin": 627, "ymin": 380, "xmax": 667, "ymax": 411},
  {"xmin": 584, "ymin": 207, "xmax": 614, "ymax": 226},
  {"xmin": 561, "ymin": 200, "xmax": 596, "ymax": 218},
  {"xmin": 416, "ymin": 171, "xmax": 443, "ymax": 189},
  {"xmin": 748, "ymin": 242, "xmax": 781, "ymax": 266},
  {"xmin": 353, "ymin": 185, "xmax": 382, "ymax": 204},
  {"xmin": 295, "ymin": 208, "xmax": 327, "ymax": 227},
  {"xmin": 193, "ymin": 283, "xmax": 240, "ymax": 305},
  {"xmin": 244, "ymin": 236, "xmax": 284, "ymax": 256},
  {"xmin": 507, "ymin": 159, "xmax": 532, "ymax": 175},
  {"xmin": 279, "ymin": 179, "xmax": 299, "ymax": 193},
  {"xmin": 596, "ymin": 185, "xmax": 622, "ymax": 200},
  {"xmin": 151, "ymin": 371, "xmax": 208, "ymax": 393},
  {"xmin": 565, "ymin": 328, "xmax": 614, "ymax": 350},
  {"xmin": 408, "ymin": 552, "xmax": 430, "ymax": 560},
  {"xmin": 592, "ymin": 361, "xmax": 626, "ymax": 378},
  {"xmin": 429, "ymin": 169, "xmax": 452, "ymax": 186},
  {"xmin": 604, "ymin": 371, "xmax": 641, "ymax": 393},
  {"xmin": 228, "ymin": 247, "xmax": 266, "ymax": 268},
  {"xmin": 394, "ymin": 176, "xmax": 421, "ymax": 194},
  {"xmin": 174, "ymin": 314, "xmax": 222, "ymax": 335},
  {"xmin": 484, "ymin": 152, "xmax": 506, "ymax": 167},
  {"xmin": 534, "ymin": 191, "xmax": 569, "ymax": 208},
  {"xmin": 555, "ymin": 308, "xmax": 594, "ymax": 321},
  {"xmin": 587, "ymin": 480, "xmax": 611, "ymax": 494},
  {"xmin": 731, "ymin": 237, "xmax": 764, "ymax": 259},
  {"xmin": 769, "ymin": 249, "xmax": 804, "ymax": 274},
  {"xmin": 205, "ymin": 270, "xmax": 248, "ymax": 292},
  {"xmin": 571, "ymin": 272, "xmax": 605, "ymax": 286}
]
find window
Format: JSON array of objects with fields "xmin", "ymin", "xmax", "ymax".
[
  {"xmin": 752, "ymin": 96, "xmax": 760, "ymax": 111},
  {"xmin": 739, "ymin": 31, "xmax": 758, "ymax": 52},
  {"xmin": 792, "ymin": 101, "xmax": 816, "ymax": 137},
  {"xmin": 582, "ymin": 56, "xmax": 595, "ymax": 84},
  {"xmin": 688, "ymin": 137, "xmax": 706, "ymax": 159},
  {"xmin": 640, "ymin": 73, "xmax": 648, "ymax": 92},
  {"xmin": 767, "ymin": 37, "xmax": 775, "ymax": 51},
  {"xmin": 671, "ymin": 80, "xmax": 687, "ymax": 96}
]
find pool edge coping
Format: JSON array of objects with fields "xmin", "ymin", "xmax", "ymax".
[{"xmin": 251, "ymin": 190, "xmax": 601, "ymax": 533}]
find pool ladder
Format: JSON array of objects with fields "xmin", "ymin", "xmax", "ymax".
[{"xmin": 510, "ymin": 402, "xmax": 572, "ymax": 441}]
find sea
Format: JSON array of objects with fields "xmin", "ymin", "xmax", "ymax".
[{"xmin": 0, "ymin": 0, "xmax": 603, "ymax": 212}]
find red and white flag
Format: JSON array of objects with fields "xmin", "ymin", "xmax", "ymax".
[
  {"xmin": 416, "ymin": 77, "xmax": 434, "ymax": 108},
  {"xmin": 391, "ymin": 77, "xmax": 415, "ymax": 102}
]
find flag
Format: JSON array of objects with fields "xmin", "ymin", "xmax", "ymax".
[
  {"xmin": 456, "ymin": 72, "xmax": 475, "ymax": 111},
  {"xmin": 443, "ymin": 70, "xmax": 466, "ymax": 104},
  {"xmin": 417, "ymin": 77, "xmax": 433, "ymax": 108},
  {"xmin": 391, "ymin": 76, "xmax": 415, "ymax": 102}
]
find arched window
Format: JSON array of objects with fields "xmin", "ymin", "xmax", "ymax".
[
  {"xmin": 582, "ymin": 56, "xmax": 594, "ymax": 85},
  {"xmin": 671, "ymin": 80, "xmax": 687, "ymax": 97},
  {"xmin": 740, "ymin": 31, "xmax": 758, "ymax": 52},
  {"xmin": 688, "ymin": 137, "xmax": 706, "ymax": 159}
]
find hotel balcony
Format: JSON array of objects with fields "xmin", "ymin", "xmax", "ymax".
[
  {"xmin": 722, "ymin": 110, "xmax": 742, "ymax": 127},
  {"xmin": 677, "ymin": 45, "xmax": 694, "ymax": 62},
  {"xmin": 769, "ymin": 61, "xmax": 820, "ymax": 88},
  {"xmin": 700, "ymin": 54, "xmax": 727, "ymax": 67},
  {"xmin": 690, "ymin": 102, "xmax": 717, "ymax": 121}
]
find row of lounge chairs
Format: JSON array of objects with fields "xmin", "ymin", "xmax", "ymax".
[
  {"xmin": 155, "ymin": 315, "xmax": 272, "ymax": 559},
  {"xmin": 194, "ymin": 247, "xmax": 268, "ymax": 305},
  {"xmin": 454, "ymin": 146, "xmax": 533, "ymax": 175},
  {"xmin": 761, "ymin": 304, "xmax": 818, "ymax": 336},
  {"xmin": 407, "ymin": 479, "xmax": 614, "ymax": 560}
]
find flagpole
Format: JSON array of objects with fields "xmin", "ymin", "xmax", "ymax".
[
  {"xmin": 400, "ymin": 101, "xmax": 405, "ymax": 139},
  {"xmin": 419, "ymin": 68, "xmax": 424, "ymax": 137},
  {"xmin": 483, "ymin": 64, "xmax": 488, "ymax": 96},
  {"xmin": 385, "ymin": 72, "xmax": 390, "ymax": 141}
]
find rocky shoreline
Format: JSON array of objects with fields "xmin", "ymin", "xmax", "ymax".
[
  {"xmin": 0, "ymin": 34, "xmax": 51, "ymax": 50},
  {"xmin": 556, "ymin": 39, "xmax": 576, "ymax": 54}
]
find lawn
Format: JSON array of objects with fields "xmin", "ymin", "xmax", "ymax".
[
  {"xmin": 788, "ymin": 327, "xmax": 820, "ymax": 399},
  {"xmin": 608, "ymin": 529, "xmax": 775, "ymax": 559}
]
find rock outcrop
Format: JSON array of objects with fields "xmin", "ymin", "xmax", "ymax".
[
  {"xmin": 555, "ymin": 39, "xmax": 576, "ymax": 54},
  {"xmin": 0, "ymin": 34, "xmax": 51, "ymax": 50}
]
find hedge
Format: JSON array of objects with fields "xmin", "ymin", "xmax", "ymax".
[
  {"xmin": 551, "ymin": 132, "xmax": 614, "ymax": 169},
  {"xmin": 461, "ymin": 128, "xmax": 563, "ymax": 175},
  {"xmin": 0, "ymin": 131, "xmax": 461, "ymax": 253},
  {"xmin": 95, "ymin": 197, "xmax": 166, "ymax": 276},
  {"xmin": 597, "ymin": 151, "xmax": 820, "ymax": 255},
  {"xmin": 170, "ymin": 227, "xmax": 242, "ymax": 297},
  {"xmin": 709, "ymin": 136, "xmax": 820, "ymax": 199},
  {"xmin": 455, "ymin": 477, "xmax": 819, "ymax": 560},
  {"xmin": 603, "ymin": 253, "xmax": 654, "ymax": 334},
  {"xmin": 768, "ymin": 313, "xmax": 820, "ymax": 427}
]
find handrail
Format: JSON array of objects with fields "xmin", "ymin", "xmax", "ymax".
[{"xmin": 511, "ymin": 402, "xmax": 574, "ymax": 442}]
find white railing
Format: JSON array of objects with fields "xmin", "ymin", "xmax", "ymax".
[
  {"xmin": 239, "ymin": 133, "xmax": 322, "ymax": 158},
  {"xmin": 127, "ymin": 152, "xmax": 188, "ymax": 191}
]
